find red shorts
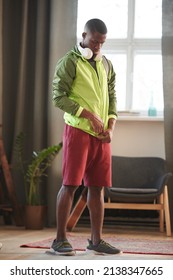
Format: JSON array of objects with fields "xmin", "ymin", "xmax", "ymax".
[{"xmin": 62, "ymin": 125, "xmax": 112, "ymax": 187}]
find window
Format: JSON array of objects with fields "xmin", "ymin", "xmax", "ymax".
[{"xmin": 77, "ymin": 0, "xmax": 163, "ymax": 115}]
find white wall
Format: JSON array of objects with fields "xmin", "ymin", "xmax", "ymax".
[{"xmin": 111, "ymin": 116, "xmax": 165, "ymax": 159}]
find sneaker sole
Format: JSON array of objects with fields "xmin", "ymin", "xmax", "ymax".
[
  {"xmin": 45, "ymin": 248, "xmax": 76, "ymax": 256},
  {"xmin": 86, "ymin": 249, "xmax": 122, "ymax": 255}
]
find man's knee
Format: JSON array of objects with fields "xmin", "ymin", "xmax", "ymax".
[
  {"xmin": 61, "ymin": 184, "xmax": 79, "ymax": 195},
  {"xmin": 89, "ymin": 186, "xmax": 103, "ymax": 193}
]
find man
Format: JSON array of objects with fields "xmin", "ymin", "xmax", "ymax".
[{"xmin": 50, "ymin": 18, "xmax": 120, "ymax": 255}]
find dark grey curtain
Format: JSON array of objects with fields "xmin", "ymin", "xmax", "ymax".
[
  {"xmin": 162, "ymin": 0, "xmax": 173, "ymax": 231},
  {"xmin": 1, "ymin": 0, "xmax": 77, "ymax": 225},
  {"xmin": 2, "ymin": 0, "xmax": 50, "ymax": 157}
]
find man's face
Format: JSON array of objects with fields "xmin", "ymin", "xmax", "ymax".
[{"xmin": 82, "ymin": 31, "xmax": 106, "ymax": 55}]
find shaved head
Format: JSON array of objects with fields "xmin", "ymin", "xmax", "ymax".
[{"xmin": 84, "ymin": 18, "xmax": 107, "ymax": 35}]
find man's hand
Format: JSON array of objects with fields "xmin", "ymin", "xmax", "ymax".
[
  {"xmin": 80, "ymin": 109, "xmax": 104, "ymax": 134},
  {"xmin": 97, "ymin": 118, "xmax": 116, "ymax": 143},
  {"xmin": 97, "ymin": 129, "xmax": 113, "ymax": 143}
]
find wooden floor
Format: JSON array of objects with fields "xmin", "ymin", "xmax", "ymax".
[{"xmin": 0, "ymin": 222, "xmax": 173, "ymax": 260}]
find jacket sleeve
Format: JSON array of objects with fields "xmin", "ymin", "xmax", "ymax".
[
  {"xmin": 108, "ymin": 61, "xmax": 118, "ymax": 119},
  {"xmin": 52, "ymin": 54, "xmax": 83, "ymax": 116}
]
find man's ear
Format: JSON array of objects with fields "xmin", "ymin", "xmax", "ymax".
[{"xmin": 82, "ymin": 32, "xmax": 87, "ymax": 39}]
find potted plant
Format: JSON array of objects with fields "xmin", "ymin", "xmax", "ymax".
[{"xmin": 13, "ymin": 132, "xmax": 62, "ymax": 229}]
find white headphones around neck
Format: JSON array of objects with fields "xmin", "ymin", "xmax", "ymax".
[{"xmin": 78, "ymin": 44, "xmax": 102, "ymax": 61}]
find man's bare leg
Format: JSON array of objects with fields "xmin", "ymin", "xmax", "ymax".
[
  {"xmin": 56, "ymin": 185, "xmax": 78, "ymax": 240},
  {"xmin": 87, "ymin": 186, "xmax": 104, "ymax": 245}
]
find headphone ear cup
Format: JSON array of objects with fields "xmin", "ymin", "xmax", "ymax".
[
  {"xmin": 78, "ymin": 45, "xmax": 93, "ymax": 59},
  {"xmin": 82, "ymin": 48, "xmax": 93, "ymax": 59},
  {"xmin": 78, "ymin": 45, "xmax": 102, "ymax": 61}
]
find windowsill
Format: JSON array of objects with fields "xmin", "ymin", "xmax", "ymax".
[{"xmin": 118, "ymin": 115, "xmax": 164, "ymax": 122}]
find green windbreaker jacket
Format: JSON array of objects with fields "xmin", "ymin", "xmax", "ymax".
[{"xmin": 52, "ymin": 45, "xmax": 117, "ymax": 137}]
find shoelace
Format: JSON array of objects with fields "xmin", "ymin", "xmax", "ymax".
[{"xmin": 99, "ymin": 239, "xmax": 114, "ymax": 248}]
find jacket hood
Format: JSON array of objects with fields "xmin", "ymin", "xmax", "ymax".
[{"xmin": 71, "ymin": 45, "xmax": 84, "ymax": 59}]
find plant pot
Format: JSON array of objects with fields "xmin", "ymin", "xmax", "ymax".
[{"xmin": 25, "ymin": 205, "xmax": 47, "ymax": 230}]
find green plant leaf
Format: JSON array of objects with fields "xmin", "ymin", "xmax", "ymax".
[
  {"xmin": 26, "ymin": 142, "xmax": 63, "ymax": 205},
  {"xmin": 13, "ymin": 131, "xmax": 62, "ymax": 206}
]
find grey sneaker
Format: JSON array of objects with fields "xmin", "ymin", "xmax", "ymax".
[
  {"xmin": 86, "ymin": 239, "xmax": 121, "ymax": 255},
  {"xmin": 46, "ymin": 239, "xmax": 76, "ymax": 256}
]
